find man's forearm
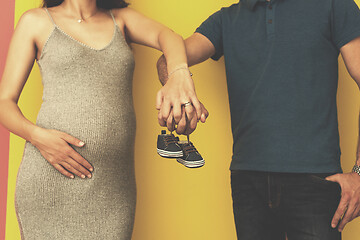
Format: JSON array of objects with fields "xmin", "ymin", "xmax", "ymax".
[
  {"xmin": 357, "ymin": 110, "xmax": 360, "ymax": 165},
  {"xmin": 156, "ymin": 53, "xmax": 193, "ymax": 86},
  {"xmin": 157, "ymin": 55, "xmax": 168, "ymax": 86},
  {"xmin": 355, "ymin": 78, "xmax": 360, "ymax": 166},
  {"xmin": 339, "ymin": 38, "xmax": 360, "ymax": 166}
]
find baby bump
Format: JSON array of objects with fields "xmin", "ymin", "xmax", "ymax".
[
  {"xmin": 36, "ymin": 98, "xmax": 136, "ymax": 147},
  {"xmin": 15, "ymin": 141, "xmax": 137, "ymax": 214},
  {"xmin": 15, "ymin": 96, "xmax": 137, "ymax": 205}
]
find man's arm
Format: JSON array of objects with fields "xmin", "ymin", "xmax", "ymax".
[
  {"xmin": 341, "ymin": 36, "xmax": 360, "ymax": 164},
  {"xmin": 325, "ymin": 36, "xmax": 360, "ymax": 232},
  {"xmin": 156, "ymin": 33, "xmax": 214, "ymax": 134}
]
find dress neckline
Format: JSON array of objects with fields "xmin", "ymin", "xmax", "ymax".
[
  {"xmin": 43, "ymin": 7, "xmax": 118, "ymax": 51},
  {"xmin": 53, "ymin": 24, "xmax": 118, "ymax": 51}
]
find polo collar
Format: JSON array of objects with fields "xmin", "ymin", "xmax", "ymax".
[{"xmin": 241, "ymin": 0, "xmax": 269, "ymax": 10}]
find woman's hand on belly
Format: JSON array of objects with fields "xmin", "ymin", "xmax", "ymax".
[{"xmin": 29, "ymin": 127, "xmax": 93, "ymax": 179}]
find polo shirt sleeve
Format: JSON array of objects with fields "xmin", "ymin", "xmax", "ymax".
[
  {"xmin": 195, "ymin": 10, "xmax": 224, "ymax": 61},
  {"xmin": 331, "ymin": 0, "xmax": 360, "ymax": 49}
]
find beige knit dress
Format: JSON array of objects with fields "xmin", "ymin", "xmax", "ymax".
[{"xmin": 14, "ymin": 8, "xmax": 136, "ymax": 239}]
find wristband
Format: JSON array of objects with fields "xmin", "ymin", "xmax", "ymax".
[{"xmin": 352, "ymin": 164, "xmax": 360, "ymax": 176}]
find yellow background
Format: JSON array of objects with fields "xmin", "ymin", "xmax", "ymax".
[{"xmin": 5, "ymin": 0, "xmax": 360, "ymax": 239}]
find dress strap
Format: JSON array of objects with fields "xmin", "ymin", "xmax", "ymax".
[
  {"xmin": 44, "ymin": 8, "xmax": 57, "ymax": 26},
  {"xmin": 109, "ymin": 10, "xmax": 118, "ymax": 26}
]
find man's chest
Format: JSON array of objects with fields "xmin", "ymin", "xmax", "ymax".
[{"xmin": 222, "ymin": 0, "xmax": 335, "ymax": 57}]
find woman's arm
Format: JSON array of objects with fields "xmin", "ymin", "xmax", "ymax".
[
  {"xmin": 0, "ymin": 9, "xmax": 93, "ymax": 179},
  {"xmin": 114, "ymin": 7, "xmax": 203, "ymax": 129},
  {"xmin": 156, "ymin": 33, "xmax": 213, "ymax": 134},
  {"xmin": 157, "ymin": 33, "xmax": 216, "ymax": 84}
]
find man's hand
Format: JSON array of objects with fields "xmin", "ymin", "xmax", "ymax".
[
  {"xmin": 326, "ymin": 172, "xmax": 360, "ymax": 232},
  {"xmin": 156, "ymin": 68, "xmax": 202, "ymax": 126}
]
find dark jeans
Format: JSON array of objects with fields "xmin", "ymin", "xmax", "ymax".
[{"xmin": 231, "ymin": 170, "xmax": 342, "ymax": 240}]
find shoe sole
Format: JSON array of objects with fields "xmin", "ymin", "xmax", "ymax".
[
  {"xmin": 176, "ymin": 158, "xmax": 205, "ymax": 168},
  {"xmin": 157, "ymin": 148, "xmax": 183, "ymax": 158}
]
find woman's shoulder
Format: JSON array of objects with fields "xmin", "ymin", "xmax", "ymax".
[
  {"xmin": 17, "ymin": 8, "xmax": 51, "ymax": 32},
  {"xmin": 19, "ymin": 8, "xmax": 49, "ymax": 24},
  {"xmin": 111, "ymin": 7, "xmax": 139, "ymax": 19},
  {"xmin": 111, "ymin": 7, "xmax": 148, "ymax": 24},
  {"xmin": 15, "ymin": 8, "xmax": 54, "ymax": 41}
]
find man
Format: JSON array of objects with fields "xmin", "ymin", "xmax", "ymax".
[{"xmin": 156, "ymin": 0, "xmax": 360, "ymax": 239}]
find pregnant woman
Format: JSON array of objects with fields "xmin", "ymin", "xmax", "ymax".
[{"xmin": 0, "ymin": 0, "xmax": 201, "ymax": 239}]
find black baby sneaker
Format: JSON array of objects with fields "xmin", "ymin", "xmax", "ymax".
[
  {"xmin": 157, "ymin": 130, "xmax": 183, "ymax": 158},
  {"xmin": 176, "ymin": 141, "xmax": 205, "ymax": 168}
]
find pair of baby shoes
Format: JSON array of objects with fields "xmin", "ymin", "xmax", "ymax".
[{"xmin": 157, "ymin": 130, "xmax": 205, "ymax": 168}]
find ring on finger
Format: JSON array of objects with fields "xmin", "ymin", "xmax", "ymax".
[{"xmin": 183, "ymin": 102, "xmax": 192, "ymax": 107}]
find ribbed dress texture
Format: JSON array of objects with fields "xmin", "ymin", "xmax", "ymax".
[{"xmin": 14, "ymin": 8, "xmax": 136, "ymax": 239}]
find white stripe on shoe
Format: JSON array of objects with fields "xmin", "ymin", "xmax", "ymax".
[
  {"xmin": 176, "ymin": 158, "xmax": 205, "ymax": 168},
  {"xmin": 157, "ymin": 148, "xmax": 183, "ymax": 158}
]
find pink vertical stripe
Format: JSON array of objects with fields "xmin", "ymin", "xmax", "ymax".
[{"xmin": 0, "ymin": 0, "xmax": 15, "ymax": 239}]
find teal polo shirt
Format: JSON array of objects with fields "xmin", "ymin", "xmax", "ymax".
[{"xmin": 195, "ymin": 0, "xmax": 360, "ymax": 173}]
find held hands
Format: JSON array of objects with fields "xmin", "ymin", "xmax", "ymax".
[
  {"xmin": 30, "ymin": 127, "xmax": 93, "ymax": 179},
  {"xmin": 158, "ymin": 102, "xmax": 209, "ymax": 135},
  {"xmin": 326, "ymin": 172, "xmax": 360, "ymax": 231},
  {"xmin": 156, "ymin": 68, "xmax": 209, "ymax": 135}
]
